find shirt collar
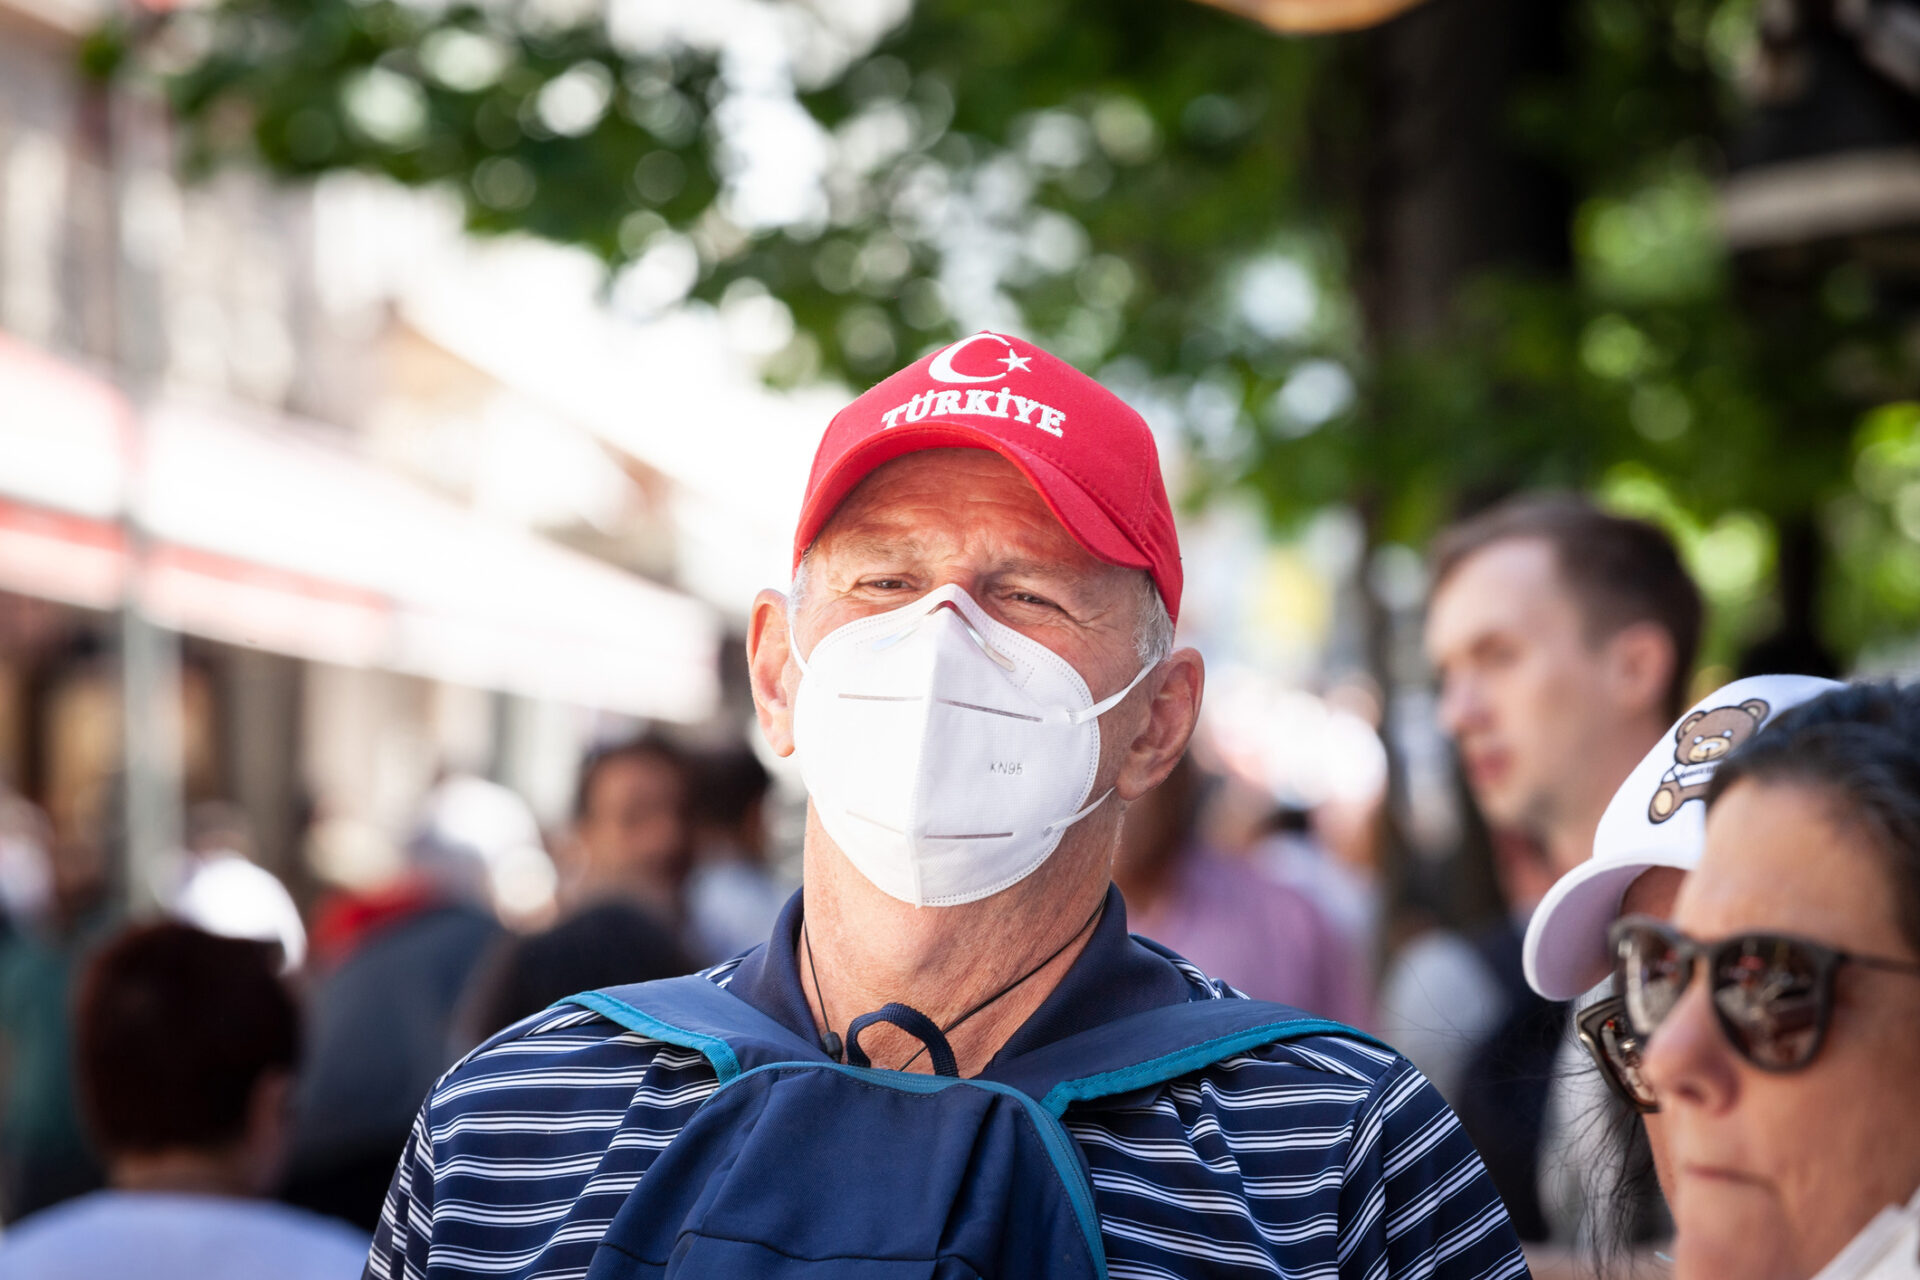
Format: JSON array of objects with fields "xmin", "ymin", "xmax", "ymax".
[
  {"xmin": 723, "ymin": 883, "xmax": 1195, "ymax": 1064},
  {"xmin": 721, "ymin": 890, "xmax": 823, "ymax": 1047}
]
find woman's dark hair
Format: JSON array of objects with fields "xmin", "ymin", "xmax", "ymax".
[
  {"xmin": 1569, "ymin": 1067, "xmax": 1669, "ymax": 1273},
  {"xmin": 1706, "ymin": 680, "xmax": 1920, "ymax": 956},
  {"xmin": 74, "ymin": 922, "xmax": 299, "ymax": 1158}
]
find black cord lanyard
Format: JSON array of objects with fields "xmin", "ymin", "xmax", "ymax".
[
  {"xmin": 802, "ymin": 914, "xmax": 844, "ymax": 1060},
  {"xmin": 802, "ymin": 897, "xmax": 1106, "ymax": 1074}
]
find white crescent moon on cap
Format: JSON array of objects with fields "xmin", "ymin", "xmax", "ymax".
[{"xmin": 927, "ymin": 332, "xmax": 1014, "ymax": 384}]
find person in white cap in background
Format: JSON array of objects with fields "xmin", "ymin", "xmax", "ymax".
[
  {"xmin": 1523, "ymin": 673, "xmax": 1842, "ymax": 1276},
  {"xmin": 159, "ymin": 802, "xmax": 307, "ymax": 972}
]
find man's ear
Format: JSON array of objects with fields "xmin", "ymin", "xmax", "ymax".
[
  {"xmin": 1113, "ymin": 648, "xmax": 1204, "ymax": 802},
  {"xmin": 747, "ymin": 588, "xmax": 799, "ymax": 758},
  {"xmin": 1607, "ymin": 620, "xmax": 1677, "ymax": 723}
]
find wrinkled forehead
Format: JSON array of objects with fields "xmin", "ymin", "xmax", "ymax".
[{"xmin": 808, "ymin": 449, "xmax": 1113, "ymax": 581}]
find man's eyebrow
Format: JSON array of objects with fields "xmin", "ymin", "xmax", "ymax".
[
  {"xmin": 819, "ymin": 536, "xmax": 1108, "ymax": 588},
  {"xmin": 1466, "ymin": 628, "xmax": 1516, "ymax": 654},
  {"xmin": 992, "ymin": 557, "xmax": 1100, "ymax": 585},
  {"xmin": 821, "ymin": 531, "xmax": 933, "ymax": 562}
]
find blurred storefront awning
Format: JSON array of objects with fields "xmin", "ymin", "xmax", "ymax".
[{"xmin": 0, "ymin": 332, "xmax": 720, "ymax": 721}]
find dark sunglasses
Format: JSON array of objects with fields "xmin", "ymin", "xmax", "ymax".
[
  {"xmin": 1609, "ymin": 914, "xmax": 1920, "ymax": 1073},
  {"xmin": 1575, "ymin": 995, "xmax": 1657, "ymax": 1113}
]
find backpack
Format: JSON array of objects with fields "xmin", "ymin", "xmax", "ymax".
[{"xmin": 562, "ymin": 966, "xmax": 1375, "ymax": 1280}]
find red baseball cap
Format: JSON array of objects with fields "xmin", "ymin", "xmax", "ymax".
[{"xmin": 793, "ymin": 332, "xmax": 1183, "ymax": 623}]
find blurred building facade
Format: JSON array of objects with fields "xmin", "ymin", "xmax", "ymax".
[{"xmin": 0, "ymin": 0, "xmax": 733, "ymax": 909}]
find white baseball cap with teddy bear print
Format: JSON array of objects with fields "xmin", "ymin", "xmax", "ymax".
[{"xmin": 1522, "ymin": 673, "xmax": 1844, "ymax": 1001}]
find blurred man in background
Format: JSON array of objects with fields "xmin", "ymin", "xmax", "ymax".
[
  {"xmin": 455, "ymin": 735, "xmax": 697, "ymax": 1045},
  {"xmin": 684, "ymin": 743, "xmax": 791, "ymax": 962},
  {"xmin": 558, "ymin": 734, "xmax": 697, "ymax": 925},
  {"xmin": 0, "ymin": 923, "xmax": 365, "ymax": 1279},
  {"xmin": 1384, "ymin": 495, "xmax": 1700, "ymax": 1242},
  {"xmin": 1425, "ymin": 497, "xmax": 1699, "ymax": 878},
  {"xmin": 281, "ymin": 776, "xmax": 515, "ymax": 1231},
  {"xmin": 1114, "ymin": 752, "xmax": 1370, "ymax": 1026}
]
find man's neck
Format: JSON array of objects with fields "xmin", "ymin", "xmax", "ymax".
[
  {"xmin": 110, "ymin": 1148, "xmax": 254, "ymax": 1198},
  {"xmin": 1110, "ymin": 844, "xmax": 1183, "ymax": 916},
  {"xmin": 572, "ymin": 872, "xmax": 680, "ymax": 921},
  {"xmin": 796, "ymin": 811, "xmax": 1113, "ymax": 1077},
  {"xmin": 1540, "ymin": 718, "xmax": 1667, "ymax": 877},
  {"xmin": 1539, "ymin": 814, "xmax": 1604, "ymax": 885}
]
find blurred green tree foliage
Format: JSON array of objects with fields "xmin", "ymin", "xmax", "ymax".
[{"xmin": 111, "ymin": 0, "xmax": 1919, "ymax": 665}]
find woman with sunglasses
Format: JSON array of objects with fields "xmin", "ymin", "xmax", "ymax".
[
  {"xmin": 1519, "ymin": 675, "xmax": 1839, "ymax": 1269},
  {"xmin": 1613, "ymin": 681, "xmax": 1920, "ymax": 1280}
]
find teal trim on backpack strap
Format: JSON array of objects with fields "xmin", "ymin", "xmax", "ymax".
[
  {"xmin": 559, "ymin": 991, "xmax": 743, "ymax": 1085},
  {"xmin": 715, "ymin": 1061, "xmax": 1110, "ymax": 1280},
  {"xmin": 1039, "ymin": 1018, "xmax": 1385, "ymax": 1118}
]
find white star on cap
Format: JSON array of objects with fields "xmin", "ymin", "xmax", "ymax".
[{"xmin": 999, "ymin": 351, "xmax": 1032, "ymax": 373}]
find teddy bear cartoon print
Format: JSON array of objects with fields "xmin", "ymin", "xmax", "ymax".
[{"xmin": 1647, "ymin": 697, "xmax": 1770, "ymax": 823}]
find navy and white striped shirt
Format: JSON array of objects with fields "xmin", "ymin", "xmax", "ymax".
[{"xmin": 367, "ymin": 889, "xmax": 1528, "ymax": 1279}]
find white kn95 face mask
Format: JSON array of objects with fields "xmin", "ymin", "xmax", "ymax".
[{"xmin": 791, "ymin": 583, "xmax": 1155, "ymax": 907}]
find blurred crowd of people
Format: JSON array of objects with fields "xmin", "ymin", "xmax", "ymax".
[
  {"xmin": 0, "ymin": 731, "xmax": 794, "ymax": 1265},
  {"xmin": 0, "ymin": 487, "xmax": 1914, "ymax": 1280}
]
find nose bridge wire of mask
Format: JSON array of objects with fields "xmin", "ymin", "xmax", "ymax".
[
  {"xmin": 793, "ymin": 590, "xmax": 1153, "ymax": 726},
  {"xmin": 875, "ymin": 598, "xmax": 1019, "ymax": 670},
  {"xmin": 795, "ymin": 595, "xmax": 1019, "ymax": 678},
  {"xmin": 801, "ymin": 898, "xmax": 1106, "ymax": 1071}
]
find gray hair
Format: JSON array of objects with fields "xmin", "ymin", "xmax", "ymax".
[
  {"xmin": 789, "ymin": 556, "xmax": 1173, "ymax": 668},
  {"xmin": 1133, "ymin": 574, "xmax": 1175, "ymax": 666}
]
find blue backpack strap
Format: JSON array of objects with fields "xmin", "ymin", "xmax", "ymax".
[
  {"xmin": 985, "ymin": 996, "xmax": 1386, "ymax": 1117},
  {"xmin": 560, "ymin": 973, "xmax": 827, "ymax": 1083},
  {"xmin": 562, "ymin": 970, "xmax": 1383, "ymax": 1113}
]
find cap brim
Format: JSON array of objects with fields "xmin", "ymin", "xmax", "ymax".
[
  {"xmin": 793, "ymin": 422, "xmax": 1149, "ymax": 576},
  {"xmin": 1522, "ymin": 848, "xmax": 1697, "ymax": 1000}
]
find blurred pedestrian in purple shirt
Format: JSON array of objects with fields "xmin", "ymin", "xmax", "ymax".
[{"xmin": 1115, "ymin": 754, "xmax": 1372, "ymax": 1029}]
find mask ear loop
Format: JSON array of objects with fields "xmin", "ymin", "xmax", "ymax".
[
  {"xmin": 788, "ymin": 597, "xmax": 814, "ymax": 676},
  {"xmin": 1043, "ymin": 787, "xmax": 1115, "ymax": 835},
  {"xmin": 1046, "ymin": 662, "xmax": 1161, "ymax": 834},
  {"xmin": 1065, "ymin": 660, "xmax": 1158, "ymax": 725}
]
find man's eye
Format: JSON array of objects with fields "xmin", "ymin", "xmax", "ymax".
[
  {"xmin": 1482, "ymin": 644, "xmax": 1519, "ymax": 669},
  {"xmin": 862, "ymin": 578, "xmax": 914, "ymax": 591},
  {"xmin": 1007, "ymin": 591, "xmax": 1061, "ymax": 611}
]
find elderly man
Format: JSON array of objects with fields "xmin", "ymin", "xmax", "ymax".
[{"xmin": 366, "ymin": 335, "xmax": 1525, "ymax": 1279}]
